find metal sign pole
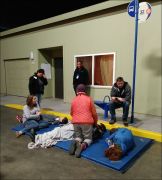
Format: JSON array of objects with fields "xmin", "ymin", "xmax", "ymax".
[{"xmin": 131, "ymin": 0, "xmax": 139, "ymax": 123}]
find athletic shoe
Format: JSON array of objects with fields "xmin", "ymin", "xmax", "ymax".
[
  {"xmin": 109, "ymin": 118, "xmax": 116, "ymax": 125},
  {"xmin": 123, "ymin": 119, "xmax": 128, "ymax": 126}
]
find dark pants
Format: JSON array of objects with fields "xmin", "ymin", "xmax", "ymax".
[
  {"xmin": 73, "ymin": 84, "xmax": 78, "ymax": 95},
  {"xmin": 109, "ymin": 101, "xmax": 130, "ymax": 121},
  {"xmin": 34, "ymin": 94, "xmax": 42, "ymax": 106},
  {"xmin": 22, "ymin": 115, "xmax": 59, "ymax": 142}
]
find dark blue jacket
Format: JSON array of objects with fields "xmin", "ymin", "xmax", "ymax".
[{"xmin": 107, "ymin": 128, "xmax": 135, "ymax": 156}]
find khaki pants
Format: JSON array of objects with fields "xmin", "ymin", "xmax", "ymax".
[{"xmin": 73, "ymin": 124, "xmax": 93, "ymax": 146}]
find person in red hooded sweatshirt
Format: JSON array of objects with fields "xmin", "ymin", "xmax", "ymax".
[{"xmin": 69, "ymin": 84, "xmax": 98, "ymax": 158}]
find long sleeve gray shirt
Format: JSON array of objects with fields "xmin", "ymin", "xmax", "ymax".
[{"xmin": 22, "ymin": 104, "xmax": 40, "ymax": 123}]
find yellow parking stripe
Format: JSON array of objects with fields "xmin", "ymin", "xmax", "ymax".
[{"xmin": 5, "ymin": 103, "xmax": 162, "ymax": 142}]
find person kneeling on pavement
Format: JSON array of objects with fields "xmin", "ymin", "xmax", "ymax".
[
  {"xmin": 69, "ymin": 84, "xmax": 98, "ymax": 158},
  {"xmin": 105, "ymin": 128, "xmax": 135, "ymax": 161}
]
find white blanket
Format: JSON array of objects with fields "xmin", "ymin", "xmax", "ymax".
[{"xmin": 28, "ymin": 123, "xmax": 74, "ymax": 149}]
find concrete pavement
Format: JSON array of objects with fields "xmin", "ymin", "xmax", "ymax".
[{"xmin": 0, "ymin": 105, "xmax": 162, "ymax": 180}]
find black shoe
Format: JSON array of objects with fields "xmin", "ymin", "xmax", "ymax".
[
  {"xmin": 109, "ymin": 118, "xmax": 116, "ymax": 125},
  {"xmin": 123, "ymin": 119, "xmax": 128, "ymax": 126},
  {"xmin": 69, "ymin": 140, "xmax": 77, "ymax": 155}
]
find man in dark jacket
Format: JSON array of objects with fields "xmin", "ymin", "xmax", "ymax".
[
  {"xmin": 28, "ymin": 69, "xmax": 48, "ymax": 105},
  {"xmin": 109, "ymin": 77, "xmax": 131, "ymax": 126},
  {"xmin": 73, "ymin": 60, "xmax": 89, "ymax": 94}
]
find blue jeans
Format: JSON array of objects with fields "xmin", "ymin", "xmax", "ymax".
[
  {"xmin": 21, "ymin": 119, "xmax": 49, "ymax": 134},
  {"xmin": 35, "ymin": 94, "xmax": 42, "ymax": 106},
  {"xmin": 109, "ymin": 101, "xmax": 130, "ymax": 121},
  {"xmin": 41, "ymin": 114, "xmax": 57, "ymax": 123}
]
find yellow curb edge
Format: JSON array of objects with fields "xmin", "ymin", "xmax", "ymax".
[{"xmin": 5, "ymin": 103, "xmax": 162, "ymax": 142}]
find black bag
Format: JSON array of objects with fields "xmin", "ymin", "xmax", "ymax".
[{"xmin": 92, "ymin": 123, "xmax": 106, "ymax": 141}]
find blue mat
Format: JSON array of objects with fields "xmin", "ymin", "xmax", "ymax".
[{"xmin": 11, "ymin": 124, "xmax": 153, "ymax": 172}]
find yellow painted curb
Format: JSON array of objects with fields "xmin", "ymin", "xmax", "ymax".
[
  {"xmin": 5, "ymin": 104, "xmax": 162, "ymax": 142},
  {"xmin": 4, "ymin": 104, "xmax": 72, "ymax": 120},
  {"xmin": 5, "ymin": 104, "xmax": 24, "ymax": 110}
]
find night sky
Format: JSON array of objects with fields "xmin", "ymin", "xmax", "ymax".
[{"xmin": 0, "ymin": 0, "xmax": 108, "ymax": 32}]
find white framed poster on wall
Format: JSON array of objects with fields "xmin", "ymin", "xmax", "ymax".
[{"xmin": 41, "ymin": 63, "xmax": 51, "ymax": 79}]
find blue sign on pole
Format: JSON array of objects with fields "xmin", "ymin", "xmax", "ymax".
[
  {"xmin": 128, "ymin": 1, "xmax": 151, "ymax": 123},
  {"xmin": 128, "ymin": 0, "xmax": 136, "ymax": 17}
]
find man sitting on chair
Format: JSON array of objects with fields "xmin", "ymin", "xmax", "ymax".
[{"xmin": 109, "ymin": 77, "xmax": 131, "ymax": 126}]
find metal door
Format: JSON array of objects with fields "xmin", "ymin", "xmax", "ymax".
[{"xmin": 54, "ymin": 58, "xmax": 63, "ymax": 99}]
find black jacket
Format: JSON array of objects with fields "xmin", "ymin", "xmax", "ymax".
[
  {"xmin": 28, "ymin": 73, "xmax": 48, "ymax": 95},
  {"xmin": 73, "ymin": 67, "xmax": 89, "ymax": 88}
]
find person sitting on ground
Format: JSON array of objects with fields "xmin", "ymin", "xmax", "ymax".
[
  {"xmin": 16, "ymin": 114, "xmax": 68, "ymax": 125},
  {"xmin": 109, "ymin": 77, "xmax": 131, "ymax": 126},
  {"xmin": 69, "ymin": 84, "xmax": 98, "ymax": 158},
  {"xmin": 16, "ymin": 95, "xmax": 68, "ymax": 138},
  {"xmin": 104, "ymin": 128, "xmax": 135, "ymax": 161}
]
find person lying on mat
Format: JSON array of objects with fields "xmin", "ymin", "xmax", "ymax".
[
  {"xmin": 27, "ymin": 122, "xmax": 106, "ymax": 149},
  {"xmin": 15, "ymin": 95, "xmax": 68, "ymax": 138},
  {"xmin": 28, "ymin": 123, "xmax": 74, "ymax": 149},
  {"xmin": 105, "ymin": 128, "xmax": 135, "ymax": 161},
  {"xmin": 69, "ymin": 84, "xmax": 98, "ymax": 158}
]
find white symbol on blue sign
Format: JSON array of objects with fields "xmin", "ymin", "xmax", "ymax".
[
  {"xmin": 129, "ymin": 6, "xmax": 134, "ymax": 12},
  {"xmin": 128, "ymin": 1, "xmax": 152, "ymax": 22},
  {"xmin": 128, "ymin": 0, "xmax": 136, "ymax": 17}
]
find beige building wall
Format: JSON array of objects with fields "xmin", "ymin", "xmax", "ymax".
[{"xmin": 0, "ymin": 1, "xmax": 161, "ymax": 116}]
